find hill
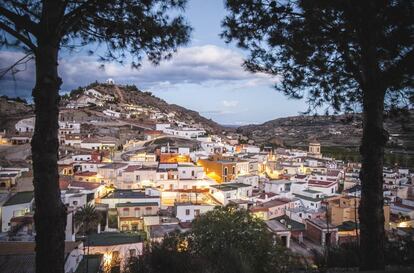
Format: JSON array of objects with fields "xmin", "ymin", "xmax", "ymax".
[
  {"xmin": 0, "ymin": 96, "xmax": 34, "ymax": 133},
  {"xmin": 237, "ymin": 112, "xmax": 414, "ymax": 152},
  {"xmin": 63, "ymin": 83, "xmax": 224, "ymax": 134}
]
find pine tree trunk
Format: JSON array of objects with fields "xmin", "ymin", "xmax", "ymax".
[
  {"xmin": 358, "ymin": 83, "xmax": 387, "ymax": 270},
  {"xmin": 32, "ymin": 39, "xmax": 66, "ymax": 273}
]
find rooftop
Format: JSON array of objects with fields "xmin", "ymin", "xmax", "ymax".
[
  {"xmin": 274, "ymin": 215, "xmax": 306, "ymax": 231},
  {"xmin": 3, "ymin": 191, "xmax": 33, "ymax": 206},
  {"xmin": 337, "ymin": 221, "xmax": 359, "ymax": 231},
  {"xmin": 115, "ymin": 202, "xmax": 159, "ymax": 207},
  {"xmin": 86, "ymin": 232, "xmax": 144, "ymax": 246},
  {"xmin": 0, "ymin": 241, "xmax": 80, "ymax": 255},
  {"xmin": 210, "ymin": 183, "xmax": 251, "ymax": 192},
  {"xmin": 251, "ymin": 199, "xmax": 290, "ymax": 212},
  {"xmin": 99, "ymin": 163, "xmax": 128, "ymax": 169},
  {"xmin": 103, "ymin": 190, "xmax": 158, "ymax": 199},
  {"xmin": 308, "ymin": 180, "xmax": 337, "ymax": 187},
  {"xmin": 293, "ymin": 193, "xmax": 324, "ymax": 202}
]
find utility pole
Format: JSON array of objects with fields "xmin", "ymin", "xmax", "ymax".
[{"xmin": 354, "ymin": 182, "xmax": 360, "ymax": 247}]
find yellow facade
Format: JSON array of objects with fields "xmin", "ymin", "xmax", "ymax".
[
  {"xmin": 197, "ymin": 159, "xmax": 236, "ymax": 183},
  {"xmin": 328, "ymin": 196, "xmax": 390, "ymax": 230}
]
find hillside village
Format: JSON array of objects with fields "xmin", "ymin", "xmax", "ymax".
[{"xmin": 0, "ymin": 83, "xmax": 413, "ymax": 272}]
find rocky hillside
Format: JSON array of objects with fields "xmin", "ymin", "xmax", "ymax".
[
  {"xmin": 237, "ymin": 112, "xmax": 414, "ymax": 150},
  {"xmin": 64, "ymin": 83, "xmax": 224, "ymax": 134},
  {"xmin": 0, "ymin": 96, "xmax": 34, "ymax": 133}
]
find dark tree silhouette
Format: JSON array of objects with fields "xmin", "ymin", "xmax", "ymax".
[
  {"xmin": 221, "ymin": 0, "xmax": 413, "ymax": 270},
  {"xmin": 0, "ymin": 1, "xmax": 191, "ymax": 272}
]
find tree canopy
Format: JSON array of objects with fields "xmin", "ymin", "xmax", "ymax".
[
  {"xmin": 0, "ymin": 2, "xmax": 192, "ymax": 273},
  {"xmin": 221, "ymin": 0, "xmax": 413, "ymax": 114},
  {"xmin": 0, "ymin": 0, "xmax": 191, "ymax": 67},
  {"xmin": 127, "ymin": 206, "xmax": 297, "ymax": 273},
  {"xmin": 221, "ymin": 0, "xmax": 413, "ymax": 270}
]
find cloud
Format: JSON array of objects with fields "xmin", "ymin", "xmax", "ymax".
[
  {"xmin": 221, "ymin": 100, "xmax": 239, "ymax": 107},
  {"xmin": 0, "ymin": 44, "xmax": 278, "ymax": 97}
]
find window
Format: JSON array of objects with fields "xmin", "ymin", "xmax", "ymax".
[
  {"xmin": 123, "ymin": 208, "xmax": 129, "ymax": 216},
  {"xmin": 191, "ymin": 170, "xmax": 195, "ymax": 176},
  {"xmin": 224, "ymin": 167, "xmax": 228, "ymax": 175},
  {"xmin": 136, "ymin": 175, "xmax": 141, "ymax": 181},
  {"xmin": 112, "ymin": 251, "xmax": 120, "ymax": 261},
  {"xmin": 232, "ymin": 166, "xmax": 235, "ymax": 174},
  {"xmin": 194, "ymin": 209, "xmax": 200, "ymax": 217},
  {"xmin": 185, "ymin": 209, "xmax": 190, "ymax": 215},
  {"xmin": 129, "ymin": 249, "xmax": 137, "ymax": 257},
  {"xmin": 73, "ymin": 201, "xmax": 78, "ymax": 206}
]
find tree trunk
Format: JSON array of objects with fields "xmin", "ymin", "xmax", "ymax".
[
  {"xmin": 358, "ymin": 82, "xmax": 387, "ymax": 270},
  {"xmin": 32, "ymin": 39, "xmax": 66, "ymax": 273}
]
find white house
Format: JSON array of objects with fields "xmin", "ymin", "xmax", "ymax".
[
  {"xmin": 210, "ymin": 183, "xmax": 253, "ymax": 205},
  {"xmin": 307, "ymin": 179, "xmax": 338, "ymax": 195},
  {"xmin": 1, "ymin": 191, "xmax": 34, "ymax": 232},
  {"xmin": 99, "ymin": 189, "xmax": 161, "ymax": 209},
  {"xmin": 72, "ymin": 154, "xmax": 92, "ymax": 162},
  {"xmin": 237, "ymin": 174, "xmax": 259, "ymax": 188},
  {"xmin": 174, "ymin": 202, "xmax": 215, "ymax": 222},
  {"xmin": 103, "ymin": 109, "xmax": 121, "ymax": 118},
  {"xmin": 264, "ymin": 180, "xmax": 292, "ymax": 196},
  {"xmin": 292, "ymin": 189, "xmax": 325, "ymax": 210},
  {"xmin": 15, "ymin": 117, "xmax": 35, "ymax": 133},
  {"xmin": 177, "ymin": 163, "xmax": 205, "ymax": 180}
]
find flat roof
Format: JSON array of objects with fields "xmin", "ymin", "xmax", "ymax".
[
  {"xmin": 210, "ymin": 183, "xmax": 251, "ymax": 192},
  {"xmin": 0, "ymin": 241, "xmax": 81, "ymax": 255},
  {"xmin": 274, "ymin": 215, "xmax": 305, "ymax": 231},
  {"xmin": 103, "ymin": 190, "xmax": 158, "ymax": 199},
  {"xmin": 99, "ymin": 163, "xmax": 128, "ymax": 169},
  {"xmin": 115, "ymin": 202, "xmax": 159, "ymax": 207},
  {"xmin": 292, "ymin": 193, "xmax": 323, "ymax": 202},
  {"xmin": 3, "ymin": 191, "xmax": 33, "ymax": 206},
  {"xmin": 86, "ymin": 232, "xmax": 144, "ymax": 246},
  {"xmin": 250, "ymin": 199, "xmax": 289, "ymax": 212},
  {"xmin": 302, "ymin": 189, "xmax": 321, "ymax": 194}
]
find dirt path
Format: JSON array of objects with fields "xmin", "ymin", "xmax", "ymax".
[{"xmin": 114, "ymin": 85, "xmax": 125, "ymax": 103}]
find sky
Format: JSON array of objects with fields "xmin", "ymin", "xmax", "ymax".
[{"xmin": 0, "ymin": 0, "xmax": 307, "ymax": 125}]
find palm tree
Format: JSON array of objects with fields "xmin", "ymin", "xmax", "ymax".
[
  {"xmin": 75, "ymin": 204, "xmax": 102, "ymax": 273},
  {"xmin": 75, "ymin": 204, "xmax": 102, "ymax": 236}
]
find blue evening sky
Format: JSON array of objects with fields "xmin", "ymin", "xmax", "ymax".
[{"xmin": 0, "ymin": 0, "xmax": 307, "ymax": 125}]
